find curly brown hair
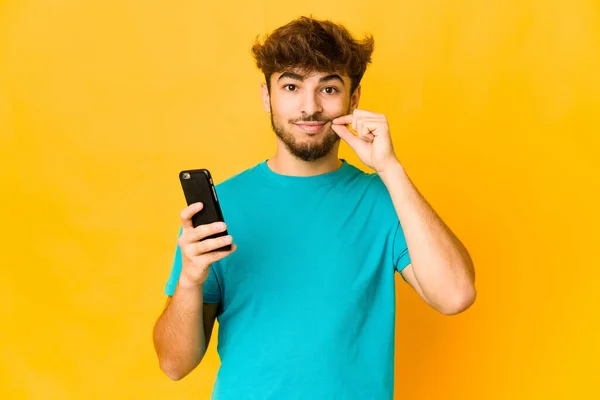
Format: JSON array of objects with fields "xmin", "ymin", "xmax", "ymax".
[{"xmin": 251, "ymin": 16, "xmax": 374, "ymax": 95}]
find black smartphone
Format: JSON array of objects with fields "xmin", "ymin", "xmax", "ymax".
[{"xmin": 179, "ymin": 169, "xmax": 231, "ymax": 252}]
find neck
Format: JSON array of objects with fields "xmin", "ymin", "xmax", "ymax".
[{"xmin": 267, "ymin": 143, "xmax": 343, "ymax": 177}]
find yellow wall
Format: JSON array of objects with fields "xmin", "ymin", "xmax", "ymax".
[{"xmin": 1, "ymin": 0, "xmax": 598, "ymax": 399}]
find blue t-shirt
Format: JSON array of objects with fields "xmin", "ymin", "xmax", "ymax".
[{"xmin": 164, "ymin": 159, "xmax": 411, "ymax": 400}]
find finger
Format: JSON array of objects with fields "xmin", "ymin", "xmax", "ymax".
[
  {"xmin": 359, "ymin": 119, "xmax": 379, "ymax": 141},
  {"xmin": 195, "ymin": 235, "xmax": 234, "ymax": 255},
  {"xmin": 358, "ymin": 126, "xmax": 374, "ymax": 142},
  {"xmin": 332, "ymin": 114, "xmax": 352, "ymax": 125},
  {"xmin": 353, "ymin": 109, "xmax": 382, "ymax": 119},
  {"xmin": 180, "ymin": 202, "xmax": 204, "ymax": 230},
  {"xmin": 361, "ymin": 132, "xmax": 375, "ymax": 142},
  {"xmin": 182, "ymin": 234, "xmax": 231, "ymax": 259},
  {"xmin": 354, "ymin": 110, "xmax": 384, "ymax": 131},
  {"xmin": 356, "ymin": 117, "xmax": 372, "ymax": 140},
  {"xmin": 356, "ymin": 116, "xmax": 363, "ymax": 138},
  {"xmin": 198, "ymin": 243, "xmax": 237, "ymax": 264},
  {"xmin": 331, "ymin": 124, "xmax": 361, "ymax": 150},
  {"xmin": 189, "ymin": 221, "xmax": 227, "ymax": 242}
]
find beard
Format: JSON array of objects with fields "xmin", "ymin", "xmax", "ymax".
[{"xmin": 270, "ymin": 107, "xmax": 349, "ymax": 162}]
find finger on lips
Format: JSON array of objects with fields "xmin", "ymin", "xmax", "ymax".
[{"xmin": 332, "ymin": 114, "xmax": 353, "ymax": 125}]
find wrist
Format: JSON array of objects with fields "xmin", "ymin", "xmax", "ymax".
[
  {"xmin": 178, "ymin": 274, "xmax": 205, "ymax": 291},
  {"xmin": 378, "ymin": 158, "xmax": 405, "ymax": 181}
]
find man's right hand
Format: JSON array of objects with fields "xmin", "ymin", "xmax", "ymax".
[{"xmin": 177, "ymin": 202, "xmax": 236, "ymax": 288}]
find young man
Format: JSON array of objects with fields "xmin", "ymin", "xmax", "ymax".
[{"xmin": 153, "ymin": 16, "xmax": 476, "ymax": 399}]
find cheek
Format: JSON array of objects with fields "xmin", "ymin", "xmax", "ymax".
[
  {"xmin": 271, "ymin": 98, "xmax": 296, "ymax": 119},
  {"xmin": 325, "ymin": 100, "xmax": 349, "ymax": 117}
]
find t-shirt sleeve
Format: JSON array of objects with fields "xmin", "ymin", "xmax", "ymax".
[
  {"xmin": 370, "ymin": 174, "xmax": 412, "ymax": 274},
  {"xmin": 163, "ymin": 226, "xmax": 222, "ymax": 304},
  {"xmin": 392, "ymin": 221, "xmax": 411, "ymax": 274}
]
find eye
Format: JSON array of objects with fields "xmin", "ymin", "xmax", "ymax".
[
  {"xmin": 323, "ymin": 86, "xmax": 339, "ymax": 94},
  {"xmin": 283, "ymin": 84, "xmax": 297, "ymax": 91}
]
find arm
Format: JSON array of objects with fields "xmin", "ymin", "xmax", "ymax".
[
  {"xmin": 380, "ymin": 161, "xmax": 476, "ymax": 315},
  {"xmin": 153, "ymin": 201, "xmax": 235, "ymax": 380},
  {"xmin": 152, "ymin": 285, "xmax": 219, "ymax": 380},
  {"xmin": 331, "ymin": 110, "xmax": 476, "ymax": 315}
]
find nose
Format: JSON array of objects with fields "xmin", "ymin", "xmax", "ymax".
[{"xmin": 299, "ymin": 91, "xmax": 323, "ymax": 116}]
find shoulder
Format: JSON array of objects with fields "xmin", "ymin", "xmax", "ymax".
[
  {"xmin": 214, "ymin": 162, "xmax": 263, "ymax": 194},
  {"xmin": 343, "ymin": 163, "xmax": 396, "ymax": 218},
  {"xmin": 342, "ymin": 162, "xmax": 389, "ymax": 196}
]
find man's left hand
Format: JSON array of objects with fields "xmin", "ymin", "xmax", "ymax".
[{"xmin": 331, "ymin": 110, "xmax": 400, "ymax": 174}]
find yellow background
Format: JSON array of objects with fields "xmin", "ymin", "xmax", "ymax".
[{"xmin": 1, "ymin": 0, "xmax": 598, "ymax": 399}]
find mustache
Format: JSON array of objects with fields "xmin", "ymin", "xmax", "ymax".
[{"xmin": 289, "ymin": 114, "xmax": 332, "ymax": 123}]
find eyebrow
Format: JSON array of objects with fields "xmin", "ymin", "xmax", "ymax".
[{"xmin": 277, "ymin": 72, "xmax": 345, "ymax": 86}]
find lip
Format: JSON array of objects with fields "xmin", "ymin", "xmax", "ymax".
[{"xmin": 294, "ymin": 122, "xmax": 328, "ymax": 133}]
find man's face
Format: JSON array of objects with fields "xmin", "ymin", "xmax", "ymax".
[{"xmin": 261, "ymin": 69, "xmax": 360, "ymax": 162}]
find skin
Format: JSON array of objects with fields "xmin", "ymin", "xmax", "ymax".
[
  {"xmin": 153, "ymin": 66, "xmax": 476, "ymax": 381},
  {"xmin": 260, "ymin": 69, "xmax": 359, "ymax": 176},
  {"xmin": 262, "ymin": 68, "xmax": 476, "ymax": 315}
]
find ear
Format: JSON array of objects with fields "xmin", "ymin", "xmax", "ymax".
[
  {"xmin": 349, "ymin": 85, "xmax": 361, "ymax": 113},
  {"xmin": 260, "ymin": 83, "xmax": 271, "ymax": 113}
]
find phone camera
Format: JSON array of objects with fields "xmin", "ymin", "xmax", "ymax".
[{"xmin": 182, "ymin": 172, "xmax": 191, "ymax": 179}]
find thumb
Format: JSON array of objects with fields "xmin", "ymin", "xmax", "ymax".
[{"xmin": 331, "ymin": 124, "xmax": 360, "ymax": 150}]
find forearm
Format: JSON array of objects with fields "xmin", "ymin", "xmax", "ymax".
[
  {"xmin": 379, "ymin": 161, "xmax": 476, "ymax": 310},
  {"xmin": 153, "ymin": 283, "xmax": 206, "ymax": 380}
]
